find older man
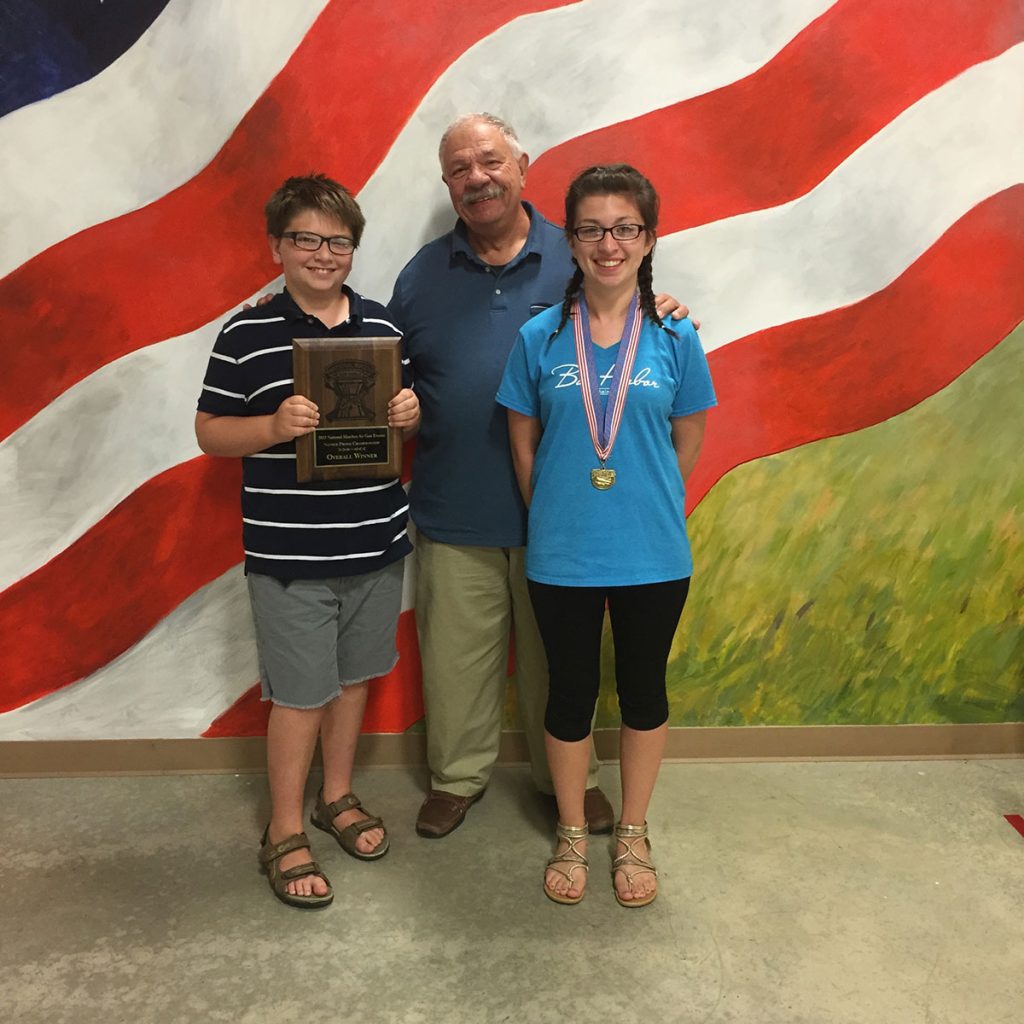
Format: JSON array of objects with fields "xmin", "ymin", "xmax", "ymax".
[{"xmin": 391, "ymin": 113, "xmax": 686, "ymax": 838}]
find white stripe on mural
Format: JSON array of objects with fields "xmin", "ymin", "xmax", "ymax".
[
  {"xmin": 0, "ymin": 280, "xmax": 281, "ymax": 591},
  {"xmin": 355, "ymin": 0, "xmax": 839, "ymax": 297},
  {"xmin": 0, "ymin": 0, "xmax": 331, "ymax": 277},
  {"xmin": 655, "ymin": 46, "xmax": 1024, "ymax": 355},
  {"xmin": 0, "ymin": 569, "xmax": 256, "ymax": 740},
  {"xmin": 0, "ymin": 0, "xmax": 834, "ymax": 282}
]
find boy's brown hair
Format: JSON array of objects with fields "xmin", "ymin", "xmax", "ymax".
[{"xmin": 264, "ymin": 173, "xmax": 366, "ymax": 245}]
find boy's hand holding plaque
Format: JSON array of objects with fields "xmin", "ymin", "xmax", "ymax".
[{"xmin": 292, "ymin": 336, "xmax": 402, "ymax": 482}]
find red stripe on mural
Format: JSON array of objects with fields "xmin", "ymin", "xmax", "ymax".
[
  {"xmin": 0, "ymin": 438, "xmax": 417, "ymax": 714},
  {"xmin": 202, "ymin": 608, "xmax": 424, "ymax": 736},
  {"xmin": 0, "ymin": 0, "xmax": 574, "ymax": 442},
  {"xmin": 1005, "ymin": 814, "xmax": 1024, "ymax": 840},
  {"xmin": 526, "ymin": 0, "xmax": 1022, "ymax": 229},
  {"xmin": 0, "ymin": 456, "xmax": 241, "ymax": 713},
  {"xmin": 687, "ymin": 186, "xmax": 1024, "ymax": 511}
]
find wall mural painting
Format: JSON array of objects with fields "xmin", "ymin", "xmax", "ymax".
[{"xmin": 0, "ymin": 0, "xmax": 1021, "ymax": 741}]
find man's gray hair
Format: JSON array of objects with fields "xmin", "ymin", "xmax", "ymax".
[{"xmin": 438, "ymin": 112, "xmax": 524, "ymax": 164}]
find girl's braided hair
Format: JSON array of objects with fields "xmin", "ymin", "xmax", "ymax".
[{"xmin": 549, "ymin": 164, "xmax": 673, "ymax": 340}]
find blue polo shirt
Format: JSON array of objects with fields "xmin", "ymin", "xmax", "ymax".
[
  {"xmin": 197, "ymin": 286, "xmax": 412, "ymax": 579},
  {"xmin": 389, "ymin": 202, "xmax": 573, "ymax": 547}
]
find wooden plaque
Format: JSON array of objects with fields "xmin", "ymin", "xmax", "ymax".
[{"xmin": 292, "ymin": 336, "xmax": 402, "ymax": 482}]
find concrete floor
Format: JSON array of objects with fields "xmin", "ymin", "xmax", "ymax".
[{"xmin": 1, "ymin": 759, "xmax": 1021, "ymax": 1024}]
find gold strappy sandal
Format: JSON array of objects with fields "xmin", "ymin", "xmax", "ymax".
[
  {"xmin": 612, "ymin": 821, "xmax": 658, "ymax": 908},
  {"xmin": 544, "ymin": 822, "xmax": 589, "ymax": 905}
]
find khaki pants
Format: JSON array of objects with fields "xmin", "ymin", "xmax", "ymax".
[{"xmin": 415, "ymin": 533, "xmax": 600, "ymax": 796}]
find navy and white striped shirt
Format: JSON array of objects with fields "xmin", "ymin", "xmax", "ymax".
[{"xmin": 197, "ymin": 286, "xmax": 412, "ymax": 579}]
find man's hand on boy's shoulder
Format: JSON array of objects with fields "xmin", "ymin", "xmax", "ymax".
[
  {"xmin": 272, "ymin": 395, "xmax": 319, "ymax": 442},
  {"xmin": 242, "ymin": 293, "xmax": 276, "ymax": 311}
]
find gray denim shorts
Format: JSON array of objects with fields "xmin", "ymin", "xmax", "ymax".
[{"xmin": 247, "ymin": 559, "xmax": 404, "ymax": 709}]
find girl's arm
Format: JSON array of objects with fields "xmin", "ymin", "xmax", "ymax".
[
  {"xmin": 670, "ymin": 409, "xmax": 708, "ymax": 483},
  {"xmin": 507, "ymin": 410, "xmax": 542, "ymax": 507}
]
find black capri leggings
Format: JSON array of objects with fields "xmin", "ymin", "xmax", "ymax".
[{"xmin": 527, "ymin": 577, "xmax": 690, "ymax": 742}]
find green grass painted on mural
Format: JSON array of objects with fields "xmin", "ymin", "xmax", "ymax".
[
  {"xmin": 652, "ymin": 325, "xmax": 1024, "ymax": 727},
  {"xmin": 498, "ymin": 326, "xmax": 1023, "ymax": 733}
]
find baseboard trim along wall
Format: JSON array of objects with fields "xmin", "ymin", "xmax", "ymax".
[{"xmin": 0, "ymin": 723, "xmax": 1021, "ymax": 778}]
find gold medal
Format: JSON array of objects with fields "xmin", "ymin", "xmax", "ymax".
[{"xmin": 574, "ymin": 294, "xmax": 641, "ymax": 497}]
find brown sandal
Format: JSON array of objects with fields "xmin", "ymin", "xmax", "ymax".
[
  {"xmin": 611, "ymin": 822, "xmax": 658, "ymax": 908},
  {"xmin": 310, "ymin": 790, "xmax": 390, "ymax": 861},
  {"xmin": 258, "ymin": 827, "xmax": 333, "ymax": 910}
]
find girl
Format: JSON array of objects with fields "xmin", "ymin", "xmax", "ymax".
[{"xmin": 497, "ymin": 165, "xmax": 715, "ymax": 906}]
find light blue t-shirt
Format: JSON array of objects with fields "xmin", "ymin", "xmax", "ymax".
[{"xmin": 496, "ymin": 304, "xmax": 716, "ymax": 587}]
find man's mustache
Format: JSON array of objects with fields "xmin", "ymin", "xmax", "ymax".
[{"xmin": 463, "ymin": 186, "xmax": 503, "ymax": 203}]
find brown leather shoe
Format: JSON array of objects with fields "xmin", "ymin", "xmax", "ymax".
[
  {"xmin": 416, "ymin": 789, "xmax": 484, "ymax": 838},
  {"xmin": 584, "ymin": 786, "xmax": 614, "ymax": 835}
]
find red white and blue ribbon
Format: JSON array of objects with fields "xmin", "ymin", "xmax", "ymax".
[{"xmin": 572, "ymin": 291, "xmax": 643, "ymax": 466}]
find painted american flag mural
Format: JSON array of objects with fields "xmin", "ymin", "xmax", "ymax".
[{"xmin": 1, "ymin": 0, "xmax": 1021, "ymax": 740}]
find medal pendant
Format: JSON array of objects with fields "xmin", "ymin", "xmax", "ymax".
[{"xmin": 591, "ymin": 467, "xmax": 616, "ymax": 490}]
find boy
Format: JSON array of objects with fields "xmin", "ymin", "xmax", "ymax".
[{"xmin": 195, "ymin": 174, "xmax": 419, "ymax": 909}]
